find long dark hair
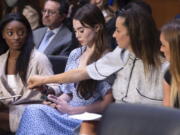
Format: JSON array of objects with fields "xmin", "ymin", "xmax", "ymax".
[
  {"xmin": 73, "ymin": 4, "xmax": 109, "ymax": 99},
  {"xmin": 117, "ymin": 2, "xmax": 161, "ymax": 72},
  {"xmin": 0, "ymin": 13, "xmax": 35, "ymax": 84}
]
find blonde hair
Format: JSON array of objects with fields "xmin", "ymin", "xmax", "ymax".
[
  {"xmin": 161, "ymin": 19, "xmax": 180, "ymax": 106},
  {"xmin": 170, "ymin": 79, "xmax": 179, "ymax": 106}
]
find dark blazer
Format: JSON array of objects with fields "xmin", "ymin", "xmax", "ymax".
[{"xmin": 33, "ymin": 24, "xmax": 75, "ymax": 56}]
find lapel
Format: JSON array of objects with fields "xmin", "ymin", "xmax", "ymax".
[
  {"xmin": 26, "ymin": 49, "xmax": 36, "ymax": 78},
  {"xmin": 35, "ymin": 28, "xmax": 47, "ymax": 49},
  {"xmin": 44, "ymin": 25, "xmax": 67, "ymax": 55}
]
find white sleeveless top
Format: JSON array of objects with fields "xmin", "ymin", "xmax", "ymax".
[{"xmin": 7, "ymin": 75, "xmax": 19, "ymax": 94}]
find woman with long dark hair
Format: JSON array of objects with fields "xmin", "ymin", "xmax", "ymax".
[
  {"xmin": 17, "ymin": 4, "xmax": 112, "ymax": 135},
  {"xmin": 0, "ymin": 13, "xmax": 58, "ymax": 133}
]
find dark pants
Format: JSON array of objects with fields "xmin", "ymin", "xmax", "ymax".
[{"xmin": 0, "ymin": 104, "xmax": 11, "ymax": 134}]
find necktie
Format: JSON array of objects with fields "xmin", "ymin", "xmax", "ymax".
[{"xmin": 38, "ymin": 30, "xmax": 54, "ymax": 52}]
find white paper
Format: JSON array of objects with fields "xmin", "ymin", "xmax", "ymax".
[
  {"xmin": 0, "ymin": 95, "xmax": 21, "ymax": 100},
  {"xmin": 69, "ymin": 112, "xmax": 102, "ymax": 121}
]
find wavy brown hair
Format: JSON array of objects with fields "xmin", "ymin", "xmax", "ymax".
[
  {"xmin": 73, "ymin": 4, "xmax": 110, "ymax": 99},
  {"xmin": 161, "ymin": 19, "xmax": 180, "ymax": 106}
]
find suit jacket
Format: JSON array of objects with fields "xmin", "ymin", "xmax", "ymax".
[
  {"xmin": 0, "ymin": 49, "xmax": 58, "ymax": 132},
  {"xmin": 33, "ymin": 24, "xmax": 75, "ymax": 56}
]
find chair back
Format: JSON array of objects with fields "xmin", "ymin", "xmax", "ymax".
[
  {"xmin": 48, "ymin": 56, "xmax": 68, "ymax": 74},
  {"xmin": 98, "ymin": 103, "xmax": 180, "ymax": 135}
]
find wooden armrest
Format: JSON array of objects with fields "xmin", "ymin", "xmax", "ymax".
[{"xmin": 79, "ymin": 121, "xmax": 99, "ymax": 135}]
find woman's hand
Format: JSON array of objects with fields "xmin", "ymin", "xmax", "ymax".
[
  {"xmin": 28, "ymin": 75, "xmax": 47, "ymax": 89},
  {"xmin": 47, "ymin": 94, "xmax": 73, "ymax": 114},
  {"xmin": 55, "ymin": 99, "xmax": 73, "ymax": 114},
  {"xmin": 43, "ymin": 101, "xmax": 56, "ymax": 108}
]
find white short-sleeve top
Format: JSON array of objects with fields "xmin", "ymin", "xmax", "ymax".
[{"xmin": 87, "ymin": 47, "xmax": 167, "ymax": 105}]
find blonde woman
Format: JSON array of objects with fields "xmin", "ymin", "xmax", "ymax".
[{"xmin": 160, "ymin": 19, "xmax": 180, "ymax": 108}]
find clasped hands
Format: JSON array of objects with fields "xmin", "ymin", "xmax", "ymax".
[{"xmin": 45, "ymin": 95, "xmax": 73, "ymax": 114}]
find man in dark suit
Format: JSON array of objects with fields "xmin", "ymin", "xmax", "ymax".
[{"xmin": 33, "ymin": 0, "xmax": 75, "ymax": 56}]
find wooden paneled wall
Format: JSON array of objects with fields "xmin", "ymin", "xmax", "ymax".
[
  {"xmin": 145, "ymin": 0, "xmax": 180, "ymax": 28},
  {"xmin": 39, "ymin": 0, "xmax": 46, "ymax": 8},
  {"xmin": 1, "ymin": 0, "xmax": 180, "ymax": 28},
  {"xmin": 38, "ymin": 0, "xmax": 180, "ymax": 28}
]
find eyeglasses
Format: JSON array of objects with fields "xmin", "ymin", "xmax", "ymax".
[{"xmin": 41, "ymin": 9, "xmax": 58, "ymax": 16}]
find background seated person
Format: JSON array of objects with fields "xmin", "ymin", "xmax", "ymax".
[{"xmin": 33, "ymin": 0, "xmax": 76, "ymax": 57}]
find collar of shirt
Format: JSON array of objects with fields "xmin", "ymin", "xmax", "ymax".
[{"xmin": 47, "ymin": 24, "xmax": 62, "ymax": 35}]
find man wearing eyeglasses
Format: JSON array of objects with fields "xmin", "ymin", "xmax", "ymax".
[{"xmin": 33, "ymin": 0, "xmax": 75, "ymax": 57}]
